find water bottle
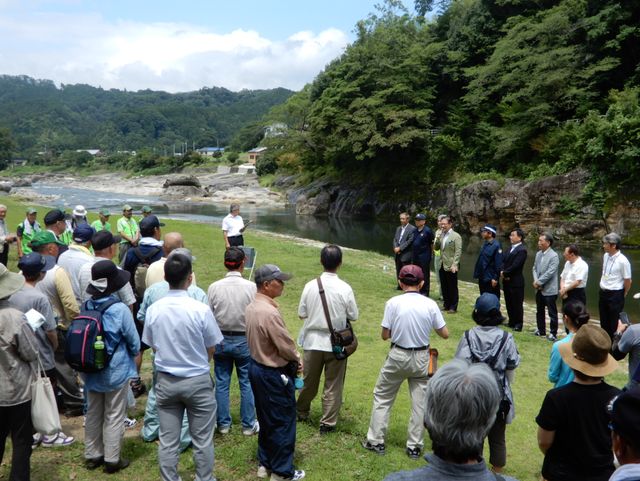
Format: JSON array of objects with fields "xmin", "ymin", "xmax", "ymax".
[
  {"xmin": 94, "ymin": 335, "xmax": 105, "ymax": 369},
  {"xmin": 294, "ymin": 375, "xmax": 304, "ymax": 390}
]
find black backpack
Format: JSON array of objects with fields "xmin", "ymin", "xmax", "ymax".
[{"xmin": 65, "ymin": 298, "xmax": 121, "ymax": 373}]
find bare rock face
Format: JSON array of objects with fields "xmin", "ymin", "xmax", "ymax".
[{"xmin": 161, "ymin": 185, "xmax": 205, "ymax": 198}]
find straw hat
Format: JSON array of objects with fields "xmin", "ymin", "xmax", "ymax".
[
  {"xmin": 559, "ymin": 324, "xmax": 618, "ymax": 377},
  {"xmin": 0, "ymin": 264, "xmax": 25, "ymax": 299}
]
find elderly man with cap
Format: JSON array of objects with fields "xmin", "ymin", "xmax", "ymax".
[
  {"xmin": 138, "ymin": 248, "xmax": 208, "ymax": 452},
  {"xmin": 142, "ymin": 251, "xmax": 222, "ymax": 481},
  {"xmin": 599, "ymin": 232, "xmax": 632, "ymax": 340},
  {"xmin": 140, "ymin": 205, "xmax": 153, "ymax": 220},
  {"xmin": 43, "ymin": 209, "xmax": 71, "ymax": 255},
  {"xmin": 411, "ymin": 213, "xmax": 434, "ymax": 297},
  {"xmin": 473, "ymin": 224, "xmax": 503, "ymax": 299},
  {"xmin": 0, "ymin": 263, "xmax": 39, "ymax": 481},
  {"xmin": 91, "ymin": 209, "xmax": 112, "ymax": 233},
  {"xmin": 11, "ymin": 252, "xmax": 76, "ymax": 448},
  {"xmin": 117, "ymin": 204, "xmax": 139, "ymax": 264},
  {"xmin": 609, "ymin": 388, "xmax": 640, "ymax": 481},
  {"xmin": 383, "ymin": 359, "xmax": 519, "ymax": 481},
  {"xmin": 58, "ymin": 224, "xmax": 96, "ymax": 305},
  {"xmin": 83, "ymin": 260, "xmax": 140, "ymax": 473},
  {"xmin": 363, "ymin": 264, "xmax": 449, "ymax": 459},
  {"xmin": 0, "ymin": 204, "xmax": 17, "ymax": 266},
  {"xmin": 16, "ymin": 207, "xmax": 41, "ymax": 258},
  {"xmin": 208, "ymin": 247, "xmax": 258, "ymax": 436},
  {"xmin": 245, "ymin": 264, "xmax": 304, "ymax": 481},
  {"xmin": 536, "ymin": 324, "xmax": 620, "ymax": 481}
]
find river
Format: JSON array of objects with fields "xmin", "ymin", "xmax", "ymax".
[{"xmin": 31, "ymin": 182, "xmax": 640, "ymax": 321}]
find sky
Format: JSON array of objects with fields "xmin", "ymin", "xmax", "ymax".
[{"xmin": 0, "ymin": 0, "xmax": 392, "ymax": 93}]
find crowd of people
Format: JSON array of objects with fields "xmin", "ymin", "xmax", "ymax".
[{"xmin": 0, "ymin": 203, "xmax": 639, "ymax": 481}]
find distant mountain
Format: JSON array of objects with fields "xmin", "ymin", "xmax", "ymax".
[{"xmin": 0, "ymin": 75, "xmax": 294, "ymax": 155}]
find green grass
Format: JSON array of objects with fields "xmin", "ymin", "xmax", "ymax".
[{"xmin": 0, "ymin": 194, "xmax": 629, "ymax": 481}]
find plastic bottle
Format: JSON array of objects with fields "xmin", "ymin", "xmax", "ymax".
[
  {"xmin": 294, "ymin": 374, "xmax": 304, "ymax": 390},
  {"xmin": 94, "ymin": 336, "xmax": 105, "ymax": 369}
]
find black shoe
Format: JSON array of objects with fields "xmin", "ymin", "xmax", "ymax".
[
  {"xmin": 85, "ymin": 457, "xmax": 104, "ymax": 470},
  {"xmin": 104, "ymin": 458, "xmax": 130, "ymax": 474},
  {"xmin": 361, "ymin": 440, "xmax": 385, "ymax": 455},
  {"xmin": 512, "ymin": 325, "xmax": 522, "ymax": 332},
  {"xmin": 533, "ymin": 329, "xmax": 546, "ymax": 337},
  {"xmin": 319, "ymin": 424, "xmax": 335, "ymax": 435},
  {"xmin": 406, "ymin": 447, "xmax": 422, "ymax": 459}
]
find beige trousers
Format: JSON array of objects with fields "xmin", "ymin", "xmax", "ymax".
[
  {"xmin": 84, "ymin": 382, "xmax": 128, "ymax": 463},
  {"xmin": 296, "ymin": 350, "xmax": 347, "ymax": 427},
  {"xmin": 366, "ymin": 347, "xmax": 429, "ymax": 449}
]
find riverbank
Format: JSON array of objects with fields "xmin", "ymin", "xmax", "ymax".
[
  {"xmin": 0, "ymin": 194, "xmax": 630, "ymax": 481},
  {"xmin": 5, "ymin": 170, "xmax": 285, "ymax": 208}
]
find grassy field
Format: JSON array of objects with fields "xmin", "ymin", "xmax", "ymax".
[{"xmin": 0, "ymin": 194, "xmax": 629, "ymax": 481}]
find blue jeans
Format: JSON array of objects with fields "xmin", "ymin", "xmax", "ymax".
[{"xmin": 213, "ymin": 335, "xmax": 256, "ymax": 429}]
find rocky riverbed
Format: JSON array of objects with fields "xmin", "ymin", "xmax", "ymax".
[{"xmin": 3, "ymin": 170, "xmax": 285, "ymax": 208}]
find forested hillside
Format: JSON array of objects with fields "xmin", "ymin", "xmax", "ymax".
[
  {"xmin": 257, "ymin": 0, "xmax": 640, "ymax": 194},
  {"xmin": 0, "ymin": 75, "xmax": 292, "ymax": 157}
]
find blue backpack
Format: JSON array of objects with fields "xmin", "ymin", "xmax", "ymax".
[{"xmin": 65, "ymin": 298, "xmax": 121, "ymax": 373}]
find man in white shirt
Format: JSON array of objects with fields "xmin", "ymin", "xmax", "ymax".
[
  {"xmin": 143, "ymin": 252, "xmax": 223, "ymax": 481},
  {"xmin": 221, "ymin": 203, "xmax": 248, "ymax": 248},
  {"xmin": 599, "ymin": 233, "xmax": 632, "ymax": 339},
  {"xmin": 362, "ymin": 265, "xmax": 448, "ymax": 459},
  {"xmin": 207, "ymin": 247, "xmax": 257, "ymax": 435},
  {"xmin": 296, "ymin": 245, "xmax": 359, "ymax": 434},
  {"xmin": 559, "ymin": 244, "xmax": 589, "ymax": 307}
]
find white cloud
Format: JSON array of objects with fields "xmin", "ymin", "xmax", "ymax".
[{"xmin": 0, "ymin": 13, "xmax": 349, "ymax": 92}]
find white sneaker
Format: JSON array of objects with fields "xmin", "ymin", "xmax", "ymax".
[
  {"xmin": 242, "ymin": 420, "xmax": 259, "ymax": 436},
  {"xmin": 32, "ymin": 433, "xmax": 43, "ymax": 448},
  {"xmin": 217, "ymin": 425, "xmax": 230, "ymax": 435},
  {"xmin": 124, "ymin": 417, "xmax": 137, "ymax": 429},
  {"xmin": 257, "ymin": 465, "xmax": 271, "ymax": 478},
  {"xmin": 41, "ymin": 432, "xmax": 75, "ymax": 447},
  {"xmin": 270, "ymin": 470, "xmax": 305, "ymax": 481}
]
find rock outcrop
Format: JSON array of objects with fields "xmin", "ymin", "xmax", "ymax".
[{"xmin": 287, "ymin": 170, "xmax": 640, "ymax": 244}]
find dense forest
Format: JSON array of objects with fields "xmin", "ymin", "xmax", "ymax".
[
  {"xmin": 0, "ymin": 75, "xmax": 292, "ymax": 162},
  {"xmin": 253, "ymin": 0, "xmax": 639, "ymax": 196}
]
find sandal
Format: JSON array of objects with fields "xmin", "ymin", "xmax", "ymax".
[{"xmin": 41, "ymin": 431, "xmax": 75, "ymax": 447}]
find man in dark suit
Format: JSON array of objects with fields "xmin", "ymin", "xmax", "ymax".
[
  {"xmin": 393, "ymin": 212, "xmax": 416, "ymax": 289},
  {"xmin": 412, "ymin": 213, "xmax": 434, "ymax": 297},
  {"xmin": 501, "ymin": 228, "xmax": 528, "ymax": 331}
]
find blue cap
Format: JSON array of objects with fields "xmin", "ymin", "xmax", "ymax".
[
  {"xmin": 415, "ymin": 213, "xmax": 427, "ymax": 221},
  {"xmin": 73, "ymin": 223, "xmax": 96, "ymax": 243},
  {"xmin": 481, "ymin": 224, "xmax": 497, "ymax": 235},
  {"xmin": 18, "ymin": 252, "xmax": 55, "ymax": 276},
  {"xmin": 474, "ymin": 292, "xmax": 501, "ymax": 315}
]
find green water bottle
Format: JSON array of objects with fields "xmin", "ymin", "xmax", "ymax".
[{"xmin": 94, "ymin": 336, "xmax": 105, "ymax": 369}]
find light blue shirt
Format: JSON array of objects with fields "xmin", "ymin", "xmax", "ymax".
[
  {"xmin": 82, "ymin": 296, "xmax": 140, "ymax": 392},
  {"xmin": 548, "ymin": 333, "xmax": 574, "ymax": 387},
  {"xmin": 142, "ymin": 290, "xmax": 222, "ymax": 378},
  {"xmin": 137, "ymin": 281, "xmax": 208, "ymax": 323}
]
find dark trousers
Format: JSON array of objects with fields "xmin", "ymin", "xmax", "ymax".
[
  {"xmin": 439, "ymin": 267, "xmax": 458, "ymax": 311},
  {"xmin": 536, "ymin": 291, "xmax": 558, "ymax": 336},
  {"xmin": 504, "ymin": 282, "xmax": 524, "ymax": 328},
  {"xmin": 415, "ymin": 258, "xmax": 431, "ymax": 297},
  {"xmin": 395, "ymin": 254, "xmax": 410, "ymax": 289},
  {"xmin": 0, "ymin": 243, "xmax": 8, "ymax": 266},
  {"xmin": 228, "ymin": 235, "xmax": 244, "ymax": 247},
  {"xmin": 599, "ymin": 289, "xmax": 625, "ymax": 340},
  {"xmin": 479, "ymin": 280, "xmax": 500, "ymax": 299},
  {"xmin": 0, "ymin": 400, "xmax": 32, "ymax": 481},
  {"xmin": 486, "ymin": 416, "xmax": 507, "ymax": 468},
  {"xmin": 563, "ymin": 288, "xmax": 587, "ymax": 307},
  {"xmin": 249, "ymin": 361, "xmax": 296, "ymax": 479}
]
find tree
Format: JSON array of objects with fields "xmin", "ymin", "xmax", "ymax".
[{"xmin": 0, "ymin": 128, "xmax": 15, "ymax": 170}]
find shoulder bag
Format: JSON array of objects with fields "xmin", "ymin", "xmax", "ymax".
[
  {"xmin": 317, "ymin": 277, "xmax": 358, "ymax": 360},
  {"xmin": 31, "ymin": 353, "xmax": 62, "ymax": 435}
]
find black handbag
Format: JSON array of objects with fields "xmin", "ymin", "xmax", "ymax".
[{"xmin": 317, "ymin": 277, "xmax": 358, "ymax": 360}]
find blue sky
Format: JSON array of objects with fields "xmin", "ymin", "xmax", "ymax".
[{"xmin": 0, "ymin": 0, "xmax": 400, "ymax": 92}]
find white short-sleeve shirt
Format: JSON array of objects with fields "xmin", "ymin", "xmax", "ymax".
[
  {"xmin": 381, "ymin": 292, "xmax": 445, "ymax": 348},
  {"xmin": 560, "ymin": 257, "xmax": 589, "ymax": 289},
  {"xmin": 221, "ymin": 214, "xmax": 244, "ymax": 238},
  {"xmin": 600, "ymin": 251, "xmax": 632, "ymax": 291}
]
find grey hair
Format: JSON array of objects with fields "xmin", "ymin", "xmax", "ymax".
[
  {"xmin": 230, "ymin": 203, "xmax": 240, "ymax": 213},
  {"xmin": 425, "ymin": 359, "xmax": 501, "ymax": 462},
  {"xmin": 437, "ymin": 214, "xmax": 447, "ymax": 221},
  {"xmin": 603, "ymin": 232, "xmax": 622, "ymax": 249},
  {"xmin": 0, "ymin": 204, "xmax": 6, "ymax": 210}
]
